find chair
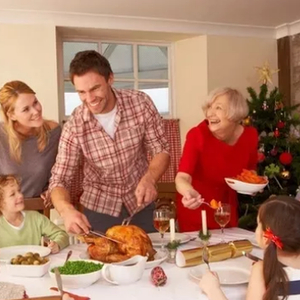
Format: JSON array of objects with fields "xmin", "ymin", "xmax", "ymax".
[
  {"xmin": 155, "ymin": 182, "xmax": 177, "ymax": 219},
  {"xmin": 24, "ymin": 197, "xmax": 50, "ymax": 218}
]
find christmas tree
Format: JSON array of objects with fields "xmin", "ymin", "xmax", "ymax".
[{"xmin": 238, "ymin": 63, "xmax": 300, "ymax": 230}]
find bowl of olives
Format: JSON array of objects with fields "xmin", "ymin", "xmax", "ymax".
[{"xmin": 7, "ymin": 252, "xmax": 50, "ymax": 277}]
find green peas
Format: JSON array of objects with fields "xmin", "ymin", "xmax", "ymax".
[{"xmin": 51, "ymin": 261, "xmax": 103, "ymax": 275}]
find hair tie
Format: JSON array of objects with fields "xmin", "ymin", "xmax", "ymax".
[{"xmin": 263, "ymin": 227, "xmax": 283, "ymax": 249}]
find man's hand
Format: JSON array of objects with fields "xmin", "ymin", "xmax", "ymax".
[
  {"xmin": 60, "ymin": 207, "xmax": 91, "ymax": 234},
  {"xmin": 135, "ymin": 174, "xmax": 158, "ymax": 206},
  {"xmin": 182, "ymin": 189, "xmax": 204, "ymax": 209}
]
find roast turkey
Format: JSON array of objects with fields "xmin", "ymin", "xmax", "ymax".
[{"xmin": 80, "ymin": 225, "xmax": 157, "ymax": 263}]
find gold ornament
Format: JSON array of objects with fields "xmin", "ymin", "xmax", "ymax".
[
  {"xmin": 255, "ymin": 61, "xmax": 279, "ymax": 85},
  {"xmin": 281, "ymin": 170, "xmax": 291, "ymax": 180},
  {"xmin": 243, "ymin": 116, "xmax": 251, "ymax": 126}
]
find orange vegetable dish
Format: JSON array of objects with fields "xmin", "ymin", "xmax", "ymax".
[
  {"xmin": 210, "ymin": 199, "xmax": 221, "ymax": 209},
  {"xmin": 235, "ymin": 169, "xmax": 267, "ymax": 184}
]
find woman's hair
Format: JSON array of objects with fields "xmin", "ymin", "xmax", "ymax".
[
  {"xmin": 0, "ymin": 175, "xmax": 20, "ymax": 213},
  {"xmin": 0, "ymin": 80, "xmax": 49, "ymax": 163},
  {"xmin": 69, "ymin": 50, "xmax": 113, "ymax": 83},
  {"xmin": 202, "ymin": 87, "xmax": 249, "ymax": 122},
  {"xmin": 258, "ymin": 195, "xmax": 300, "ymax": 300}
]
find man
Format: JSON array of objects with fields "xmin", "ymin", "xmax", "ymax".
[{"xmin": 49, "ymin": 50, "xmax": 170, "ymax": 234}]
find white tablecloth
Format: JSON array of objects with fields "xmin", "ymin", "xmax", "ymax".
[{"xmin": 0, "ymin": 227, "xmax": 263, "ymax": 300}]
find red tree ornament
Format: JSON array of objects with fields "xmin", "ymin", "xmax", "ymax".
[
  {"xmin": 257, "ymin": 152, "xmax": 265, "ymax": 163},
  {"xmin": 279, "ymin": 152, "xmax": 293, "ymax": 165},
  {"xmin": 151, "ymin": 266, "xmax": 167, "ymax": 286},
  {"xmin": 270, "ymin": 147, "xmax": 278, "ymax": 156},
  {"xmin": 277, "ymin": 121, "xmax": 285, "ymax": 129},
  {"xmin": 274, "ymin": 128, "xmax": 280, "ymax": 138}
]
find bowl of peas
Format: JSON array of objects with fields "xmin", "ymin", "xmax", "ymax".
[{"xmin": 49, "ymin": 260, "xmax": 104, "ymax": 289}]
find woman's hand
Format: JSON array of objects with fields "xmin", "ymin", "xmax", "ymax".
[
  {"xmin": 199, "ymin": 270, "xmax": 223, "ymax": 298},
  {"xmin": 47, "ymin": 240, "xmax": 60, "ymax": 254},
  {"xmin": 182, "ymin": 189, "xmax": 204, "ymax": 209}
]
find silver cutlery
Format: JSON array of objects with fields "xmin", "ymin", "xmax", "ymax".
[
  {"xmin": 122, "ymin": 206, "xmax": 141, "ymax": 226},
  {"xmin": 202, "ymin": 246, "xmax": 210, "ymax": 270},
  {"xmin": 63, "ymin": 250, "xmax": 72, "ymax": 266},
  {"xmin": 242, "ymin": 251, "xmax": 261, "ymax": 262},
  {"xmin": 54, "ymin": 267, "xmax": 63, "ymax": 297},
  {"xmin": 88, "ymin": 230, "xmax": 122, "ymax": 244}
]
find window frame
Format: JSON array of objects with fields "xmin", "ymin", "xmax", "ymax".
[{"xmin": 59, "ymin": 37, "xmax": 174, "ymax": 122}]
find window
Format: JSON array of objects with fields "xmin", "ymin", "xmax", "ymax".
[{"xmin": 62, "ymin": 41, "xmax": 171, "ymax": 119}]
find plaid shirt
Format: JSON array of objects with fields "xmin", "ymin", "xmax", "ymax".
[{"xmin": 49, "ymin": 89, "xmax": 169, "ymax": 217}]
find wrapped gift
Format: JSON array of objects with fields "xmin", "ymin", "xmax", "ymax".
[{"xmin": 176, "ymin": 239, "xmax": 253, "ymax": 267}]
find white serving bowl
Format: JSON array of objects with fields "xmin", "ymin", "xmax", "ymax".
[
  {"xmin": 224, "ymin": 178, "xmax": 268, "ymax": 195},
  {"xmin": 6, "ymin": 259, "xmax": 50, "ymax": 277},
  {"xmin": 49, "ymin": 260, "xmax": 103, "ymax": 289}
]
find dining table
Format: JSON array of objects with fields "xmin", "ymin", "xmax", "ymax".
[{"xmin": 0, "ymin": 227, "xmax": 263, "ymax": 300}]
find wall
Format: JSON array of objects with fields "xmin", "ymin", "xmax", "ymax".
[
  {"xmin": 207, "ymin": 35, "xmax": 278, "ymax": 95},
  {"xmin": 174, "ymin": 36, "xmax": 208, "ymax": 145},
  {"xmin": 0, "ymin": 24, "xmax": 59, "ymax": 121}
]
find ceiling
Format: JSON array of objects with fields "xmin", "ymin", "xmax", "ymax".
[{"xmin": 1, "ymin": 0, "xmax": 300, "ymax": 28}]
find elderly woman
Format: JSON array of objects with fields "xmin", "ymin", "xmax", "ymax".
[
  {"xmin": 0, "ymin": 80, "xmax": 61, "ymax": 198},
  {"xmin": 175, "ymin": 87, "xmax": 258, "ymax": 232}
]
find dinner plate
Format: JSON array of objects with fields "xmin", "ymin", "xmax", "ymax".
[
  {"xmin": 0, "ymin": 245, "xmax": 51, "ymax": 262},
  {"xmin": 148, "ymin": 232, "xmax": 191, "ymax": 246},
  {"xmin": 189, "ymin": 263, "xmax": 251, "ymax": 285},
  {"xmin": 79, "ymin": 249, "xmax": 168, "ymax": 269}
]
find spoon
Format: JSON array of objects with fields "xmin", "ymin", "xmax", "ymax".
[{"xmin": 64, "ymin": 250, "xmax": 72, "ymax": 266}]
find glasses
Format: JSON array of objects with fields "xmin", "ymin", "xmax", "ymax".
[
  {"xmin": 214, "ymin": 203, "xmax": 231, "ymax": 241},
  {"xmin": 153, "ymin": 208, "xmax": 171, "ymax": 252}
]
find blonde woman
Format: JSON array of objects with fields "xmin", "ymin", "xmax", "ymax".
[
  {"xmin": 175, "ymin": 87, "xmax": 258, "ymax": 232},
  {"xmin": 0, "ymin": 81, "xmax": 61, "ymax": 198}
]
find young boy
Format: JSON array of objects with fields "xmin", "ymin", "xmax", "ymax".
[{"xmin": 0, "ymin": 175, "xmax": 69, "ymax": 253}]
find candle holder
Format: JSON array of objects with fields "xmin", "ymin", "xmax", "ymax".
[
  {"xmin": 166, "ymin": 240, "xmax": 181, "ymax": 264},
  {"xmin": 198, "ymin": 230, "xmax": 211, "ymax": 246}
]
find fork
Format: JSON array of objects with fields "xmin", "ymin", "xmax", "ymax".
[
  {"xmin": 122, "ymin": 206, "xmax": 140, "ymax": 225},
  {"xmin": 202, "ymin": 246, "xmax": 210, "ymax": 270}
]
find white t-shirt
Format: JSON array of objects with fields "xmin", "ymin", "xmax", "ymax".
[
  {"xmin": 284, "ymin": 266, "xmax": 300, "ymax": 299},
  {"xmin": 94, "ymin": 105, "xmax": 117, "ymax": 139}
]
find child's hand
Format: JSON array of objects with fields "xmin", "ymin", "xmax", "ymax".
[
  {"xmin": 47, "ymin": 240, "xmax": 60, "ymax": 254},
  {"xmin": 62, "ymin": 294, "xmax": 74, "ymax": 300},
  {"xmin": 199, "ymin": 269, "xmax": 221, "ymax": 295}
]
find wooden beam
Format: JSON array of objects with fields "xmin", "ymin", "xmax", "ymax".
[{"xmin": 277, "ymin": 36, "xmax": 291, "ymax": 106}]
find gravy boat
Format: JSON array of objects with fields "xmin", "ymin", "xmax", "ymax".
[{"xmin": 102, "ymin": 255, "xmax": 147, "ymax": 285}]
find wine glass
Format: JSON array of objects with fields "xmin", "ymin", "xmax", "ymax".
[
  {"xmin": 214, "ymin": 203, "xmax": 231, "ymax": 242},
  {"xmin": 153, "ymin": 208, "xmax": 171, "ymax": 252}
]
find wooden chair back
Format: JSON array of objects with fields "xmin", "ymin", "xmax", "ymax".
[{"xmin": 24, "ymin": 197, "xmax": 50, "ymax": 219}]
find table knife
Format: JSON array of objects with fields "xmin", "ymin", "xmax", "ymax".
[
  {"xmin": 54, "ymin": 267, "xmax": 63, "ymax": 297},
  {"xmin": 89, "ymin": 230, "xmax": 122, "ymax": 244}
]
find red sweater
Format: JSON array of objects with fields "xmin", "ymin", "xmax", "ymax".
[{"xmin": 177, "ymin": 121, "xmax": 258, "ymax": 232}]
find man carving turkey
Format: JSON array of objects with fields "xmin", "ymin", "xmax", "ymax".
[{"xmin": 48, "ymin": 50, "xmax": 170, "ymax": 234}]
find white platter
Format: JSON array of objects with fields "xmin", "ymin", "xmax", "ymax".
[
  {"xmin": 148, "ymin": 232, "xmax": 191, "ymax": 246},
  {"xmin": 0, "ymin": 245, "xmax": 51, "ymax": 262},
  {"xmin": 79, "ymin": 249, "xmax": 168, "ymax": 269},
  {"xmin": 224, "ymin": 177, "xmax": 268, "ymax": 195}
]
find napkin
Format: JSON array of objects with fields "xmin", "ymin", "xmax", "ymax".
[
  {"xmin": 0, "ymin": 282, "xmax": 27, "ymax": 299},
  {"xmin": 50, "ymin": 288, "xmax": 90, "ymax": 300}
]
